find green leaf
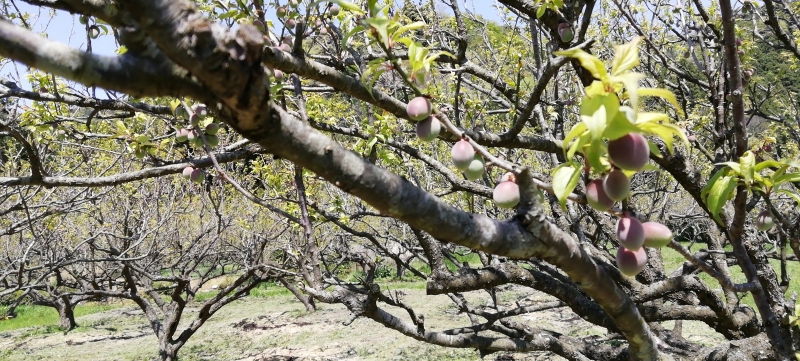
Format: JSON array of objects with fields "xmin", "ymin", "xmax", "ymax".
[
  {"xmin": 612, "ymin": 72, "xmax": 645, "ymax": 111},
  {"xmin": 776, "ymin": 189, "xmax": 800, "ymax": 206},
  {"xmin": 313, "ymin": 0, "xmax": 364, "ymax": 14},
  {"xmin": 705, "ymin": 175, "xmax": 737, "ymax": 223},
  {"xmin": 563, "ymin": 122, "xmax": 587, "ymax": 151},
  {"xmin": 551, "ymin": 162, "xmax": 581, "ymax": 209},
  {"xmin": 611, "ymin": 37, "xmax": 642, "ymax": 76},
  {"xmin": 536, "ymin": 5, "xmax": 546, "ymax": 18},
  {"xmin": 702, "ymin": 168, "xmax": 728, "ymax": 200},
  {"xmin": 740, "ymin": 151, "xmax": 756, "ymax": 186},
  {"xmin": 715, "ymin": 161, "xmax": 742, "ymax": 175},
  {"xmin": 647, "ymin": 140, "xmax": 663, "ymax": 158},
  {"xmin": 554, "ymin": 48, "xmax": 608, "ymax": 80},
  {"xmin": 635, "ymin": 120, "xmax": 687, "ymax": 155},
  {"xmin": 754, "ymin": 160, "xmax": 783, "ymax": 172},
  {"xmin": 365, "ymin": 18, "xmax": 391, "ymax": 48},
  {"xmin": 579, "ymin": 96, "xmax": 607, "ymax": 140},
  {"xmin": 393, "ymin": 21, "xmax": 426, "ymax": 39},
  {"xmin": 772, "ymin": 172, "xmax": 800, "ymax": 185},
  {"xmin": 638, "ymin": 88, "xmax": 683, "ymax": 115},
  {"xmin": 604, "ymin": 107, "xmax": 640, "ymax": 141}
]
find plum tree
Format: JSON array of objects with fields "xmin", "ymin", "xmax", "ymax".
[
  {"xmin": 607, "ymin": 133, "xmax": 649, "ymax": 171},
  {"xmin": 415, "ymin": 117, "xmax": 440, "ymax": 141},
  {"xmin": 642, "ymin": 222, "xmax": 673, "ymax": 248},
  {"xmin": 2, "ymin": 0, "xmax": 799, "ymax": 360},
  {"xmin": 602, "ymin": 168, "xmax": 631, "ymax": 201},
  {"xmin": 617, "ymin": 214, "xmax": 645, "ymax": 250},
  {"xmin": 406, "ymin": 96, "xmax": 432, "ymax": 121},
  {"xmin": 616, "ymin": 246, "xmax": 648, "ymax": 277},
  {"xmin": 586, "ymin": 178, "xmax": 614, "ymax": 211},
  {"xmin": 451, "ymin": 139, "xmax": 475, "ymax": 170}
]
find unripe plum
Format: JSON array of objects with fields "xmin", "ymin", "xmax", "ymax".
[
  {"xmin": 205, "ymin": 123, "xmax": 220, "ymax": 135},
  {"xmin": 273, "ymin": 69, "xmax": 285, "ymax": 81},
  {"xmin": 276, "ymin": 6, "xmax": 287, "ymax": 18},
  {"xmin": 176, "ymin": 128, "xmax": 190, "ymax": 142},
  {"xmin": 617, "ymin": 214, "xmax": 645, "ymax": 250},
  {"xmin": 558, "ymin": 23, "xmax": 573, "ymax": 43},
  {"xmin": 493, "ymin": 181, "xmax": 520, "ymax": 209},
  {"xmin": 329, "ymin": 4, "xmax": 340, "ymax": 16},
  {"xmin": 642, "ymin": 222, "xmax": 672, "ymax": 248},
  {"xmin": 79, "ymin": 15, "xmax": 89, "ymax": 25},
  {"xmin": 205, "ymin": 135, "xmax": 220, "ymax": 147},
  {"xmin": 174, "ymin": 104, "xmax": 189, "ymax": 120},
  {"xmin": 756, "ymin": 210, "xmax": 774, "ymax": 231},
  {"xmin": 463, "ymin": 155, "xmax": 485, "ymax": 181},
  {"xmin": 193, "ymin": 104, "xmax": 208, "ymax": 118},
  {"xmin": 182, "ymin": 166, "xmax": 194, "ymax": 179},
  {"xmin": 608, "ymin": 133, "xmax": 649, "ymax": 171},
  {"xmin": 406, "ymin": 96, "xmax": 432, "ymax": 121},
  {"xmin": 88, "ymin": 25, "xmax": 100, "ymax": 39},
  {"xmin": 285, "ymin": 19, "xmax": 296, "ymax": 29},
  {"xmin": 278, "ymin": 43, "xmax": 292, "ymax": 52},
  {"xmin": 253, "ymin": 20, "xmax": 266, "ymax": 33},
  {"xmin": 187, "ymin": 130, "xmax": 197, "ymax": 142},
  {"xmin": 451, "ymin": 139, "xmax": 476, "ymax": 170},
  {"xmin": 603, "ymin": 169, "xmax": 631, "ymax": 201},
  {"xmin": 415, "ymin": 117, "xmax": 440, "ymax": 142},
  {"xmin": 586, "ymin": 178, "xmax": 614, "ymax": 211},
  {"xmin": 190, "ymin": 169, "xmax": 205, "ymax": 184},
  {"xmin": 616, "ymin": 246, "xmax": 648, "ymax": 277}
]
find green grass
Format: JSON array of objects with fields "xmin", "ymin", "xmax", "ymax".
[
  {"xmin": 0, "ymin": 302, "xmax": 121, "ymax": 333},
  {"xmin": 660, "ymin": 244, "xmax": 800, "ymax": 311}
]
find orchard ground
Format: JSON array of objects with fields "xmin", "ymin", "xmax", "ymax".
[{"xmin": 1, "ymin": 246, "xmax": 796, "ymax": 361}]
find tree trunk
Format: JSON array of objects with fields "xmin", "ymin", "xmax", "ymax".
[
  {"xmin": 56, "ymin": 300, "xmax": 77, "ymax": 331},
  {"xmin": 280, "ymin": 279, "xmax": 316, "ymax": 312},
  {"xmin": 395, "ymin": 260, "xmax": 405, "ymax": 279},
  {"xmin": 156, "ymin": 338, "xmax": 180, "ymax": 361}
]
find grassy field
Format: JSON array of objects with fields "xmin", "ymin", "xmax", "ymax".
[{"xmin": 0, "ymin": 248, "xmax": 793, "ymax": 360}]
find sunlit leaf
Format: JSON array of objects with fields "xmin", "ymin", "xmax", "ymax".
[
  {"xmin": 611, "ymin": 37, "xmax": 642, "ymax": 76},
  {"xmin": 554, "ymin": 48, "xmax": 608, "ymax": 80},
  {"xmin": 551, "ymin": 162, "xmax": 581, "ymax": 209},
  {"xmin": 706, "ymin": 175, "xmax": 737, "ymax": 223}
]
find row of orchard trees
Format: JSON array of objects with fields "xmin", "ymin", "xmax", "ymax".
[{"xmin": 1, "ymin": 0, "xmax": 800, "ymax": 360}]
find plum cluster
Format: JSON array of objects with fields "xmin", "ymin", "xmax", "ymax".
[
  {"xmin": 585, "ymin": 132, "xmax": 650, "ymax": 212},
  {"xmin": 181, "ymin": 166, "xmax": 205, "ymax": 184},
  {"xmin": 271, "ymin": 1, "xmax": 338, "ymax": 41},
  {"xmin": 615, "ymin": 214, "xmax": 673, "ymax": 277},
  {"xmin": 174, "ymin": 104, "xmax": 221, "ymax": 149},
  {"xmin": 406, "ymin": 95, "xmax": 518, "ymax": 208}
]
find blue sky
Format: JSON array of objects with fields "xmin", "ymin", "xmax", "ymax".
[{"xmin": 1, "ymin": 1, "xmax": 502, "ymax": 91}]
